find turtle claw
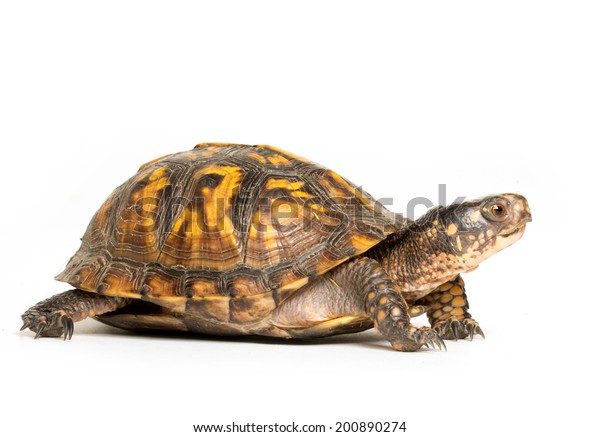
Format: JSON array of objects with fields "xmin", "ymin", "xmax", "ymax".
[
  {"xmin": 416, "ymin": 327, "xmax": 446, "ymax": 351},
  {"xmin": 62, "ymin": 316, "xmax": 74, "ymax": 340},
  {"xmin": 21, "ymin": 310, "xmax": 74, "ymax": 340},
  {"xmin": 424, "ymin": 337, "xmax": 434, "ymax": 349},
  {"xmin": 451, "ymin": 322, "xmax": 460, "ymax": 341},
  {"xmin": 434, "ymin": 317, "xmax": 484, "ymax": 341},
  {"xmin": 34, "ymin": 321, "xmax": 47, "ymax": 339},
  {"xmin": 433, "ymin": 334, "xmax": 447, "ymax": 351}
]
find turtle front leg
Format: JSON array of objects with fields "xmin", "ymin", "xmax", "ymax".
[
  {"xmin": 21, "ymin": 290, "xmax": 133, "ymax": 340},
  {"xmin": 271, "ymin": 257, "xmax": 445, "ymax": 351},
  {"xmin": 419, "ymin": 275, "xmax": 485, "ymax": 341},
  {"xmin": 350, "ymin": 258, "xmax": 445, "ymax": 351}
]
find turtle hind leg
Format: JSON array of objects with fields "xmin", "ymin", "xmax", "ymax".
[
  {"xmin": 418, "ymin": 275, "xmax": 485, "ymax": 341},
  {"xmin": 21, "ymin": 289, "xmax": 133, "ymax": 340}
]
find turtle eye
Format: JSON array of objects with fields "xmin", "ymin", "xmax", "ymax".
[{"xmin": 490, "ymin": 204, "xmax": 507, "ymax": 220}]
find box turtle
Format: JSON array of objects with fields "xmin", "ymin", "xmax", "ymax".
[{"xmin": 21, "ymin": 143, "xmax": 531, "ymax": 351}]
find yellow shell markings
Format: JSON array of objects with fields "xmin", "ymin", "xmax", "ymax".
[
  {"xmin": 259, "ymin": 144, "xmax": 311, "ymax": 164},
  {"xmin": 267, "ymin": 154, "xmax": 292, "ymax": 166},
  {"xmin": 111, "ymin": 166, "xmax": 172, "ymax": 259},
  {"xmin": 319, "ymin": 170, "xmax": 355, "ymax": 199},
  {"xmin": 330, "ymin": 170, "xmax": 375, "ymax": 208},
  {"xmin": 330, "ymin": 171, "xmax": 377, "ymax": 211},
  {"xmin": 247, "ymin": 152, "xmax": 267, "ymax": 164},
  {"xmin": 264, "ymin": 178, "xmax": 306, "ymax": 191},
  {"xmin": 195, "ymin": 142, "xmax": 235, "ymax": 148},
  {"xmin": 159, "ymin": 165, "xmax": 245, "ymax": 270},
  {"xmin": 291, "ymin": 190, "xmax": 314, "ymax": 199},
  {"xmin": 245, "ymin": 191, "xmax": 348, "ymax": 272},
  {"xmin": 278, "ymin": 276, "xmax": 310, "ymax": 292},
  {"xmin": 349, "ymin": 233, "xmax": 382, "ymax": 253},
  {"xmin": 277, "ymin": 314, "xmax": 368, "ymax": 331},
  {"xmin": 186, "ymin": 295, "xmax": 231, "ymax": 320},
  {"xmin": 245, "ymin": 178, "xmax": 320, "ymax": 270},
  {"xmin": 197, "ymin": 166, "xmax": 241, "ymax": 228},
  {"xmin": 264, "ymin": 178, "xmax": 318, "ymax": 223},
  {"xmin": 245, "ymin": 197, "xmax": 313, "ymax": 270}
]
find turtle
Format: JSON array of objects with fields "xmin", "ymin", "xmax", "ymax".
[{"xmin": 21, "ymin": 143, "xmax": 531, "ymax": 351}]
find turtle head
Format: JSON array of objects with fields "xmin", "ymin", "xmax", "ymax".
[
  {"xmin": 429, "ymin": 193, "xmax": 532, "ymax": 269},
  {"xmin": 366, "ymin": 193, "xmax": 531, "ymax": 293}
]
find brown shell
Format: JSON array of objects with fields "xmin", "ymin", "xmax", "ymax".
[{"xmin": 56, "ymin": 143, "xmax": 406, "ymax": 323}]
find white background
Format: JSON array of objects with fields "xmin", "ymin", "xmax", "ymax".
[{"xmin": 1, "ymin": 1, "xmax": 598, "ymax": 436}]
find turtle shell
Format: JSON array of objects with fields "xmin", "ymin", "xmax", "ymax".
[{"xmin": 57, "ymin": 143, "xmax": 406, "ymax": 323}]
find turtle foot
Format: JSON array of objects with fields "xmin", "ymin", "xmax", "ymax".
[
  {"xmin": 433, "ymin": 317, "xmax": 484, "ymax": 341},
  {"xmin": 390, "ymin": 326, "xmax": 446, "ymax": 352},
  {"xmin": 21, "ymin": 309, "xmax": 74, "ymax": 340}
]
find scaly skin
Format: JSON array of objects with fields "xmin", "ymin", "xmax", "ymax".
[
  {"xmin": 338, "ymin": 258, "xmax": 445, "ymax": 351},
  {"xmin": 367, "ymin": 194, "xmax": 532, "ymax": 302},
  {"xmin": 418, "ymin": 275, "xmax": 484, "ymax": 340}
]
